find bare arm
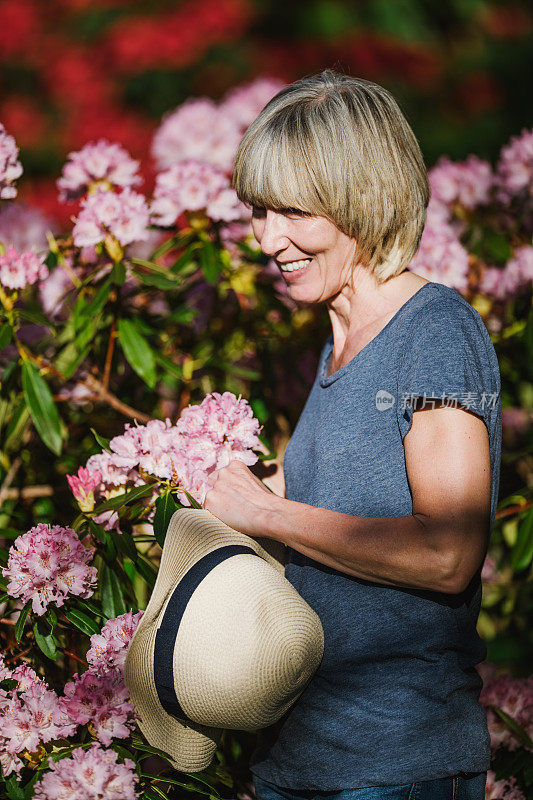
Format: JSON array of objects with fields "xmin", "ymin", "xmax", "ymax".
[{"xmin": 262, "ymin": 400, "xmax": 491, "ymax": 595}]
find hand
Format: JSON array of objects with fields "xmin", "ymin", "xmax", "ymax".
[{"xmin": 202, "ymin": 459, "xmax": 283, "ymax": 540}]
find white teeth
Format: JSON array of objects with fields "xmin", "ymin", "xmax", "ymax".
[{"xmin": 280, "ymin": 259, "xmax": 311, "ymax": 272}]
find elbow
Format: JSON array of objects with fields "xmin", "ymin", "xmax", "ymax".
[{"xmin": 439, "ymin": 554, "xmax": 472, "ymax": 595}]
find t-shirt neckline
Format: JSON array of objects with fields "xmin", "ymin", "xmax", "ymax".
[{"xmin": 319, "ymin": 281, "xmax": 442, "ymax": 387}]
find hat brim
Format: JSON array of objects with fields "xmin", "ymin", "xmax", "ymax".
[{"xmin": 125, "ymin": 508, "xmax": 285, "ymax": 772}]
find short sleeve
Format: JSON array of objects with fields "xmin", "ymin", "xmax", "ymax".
[{"xmin": 395, "ymin": 296, "xmax": 501, "ymax": 443}]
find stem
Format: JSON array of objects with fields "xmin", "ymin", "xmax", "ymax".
[{"xmin": 102, "ymin": 317, "xmax": 117, "ymax": 391}]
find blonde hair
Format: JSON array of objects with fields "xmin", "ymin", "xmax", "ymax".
[{"xmin": 231, "ymin": 69, "xmax": 430, "ymax": 283}]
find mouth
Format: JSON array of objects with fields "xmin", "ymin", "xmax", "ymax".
[{"xmin": 277, "ymin": 257, "xmax": 312, "ymax": 275}]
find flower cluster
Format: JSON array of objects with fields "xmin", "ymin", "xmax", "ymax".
[
  {"xmin": 485, "ymin": 770, "xmax": 526, "ymax": 800},
  {"xmin": 0, "ymin": 123, "xmax": 23, "ymax": 199},
  {"xmin": 0, "ymin": 246, "xmax": 49, "ymax": 291},
  {"xmin": 73, "ymin": 186, "xmax": 150, "ymax": 250},
  {"xmin": 71, "ymin": 391, "xmax": 262, "ymax": 518},
  {"xmin": 494, "ymin": 127, "xmax": 533, "ymax": 211},
  {"xmin": 33, "ymin": 741, "xmax": 139, "ymax": 800},
  {"xmin": 59, "ymin": 668, "xmax": 136, "ymax": 746},
  {"xmin": 150, "ymin": 159, "xmax": 246, "ymax": 226},
  {"xmin": 480, "ymin": 244, "xmax": 533, "ymax": 299},
  {"xmin": 58, "ymin": 611, "xmax": 143, "ymax": 747},
  {"xmin": 477, "ymin": 663, "xmax": 533, "ymax": 754},
  {"xmin": 409, "ymin": 199, "xmax": 470, "ymax": 290},
  {"xmin": 67, "ymin": 466, "xmax": 102, "ymax": 513},
  {"xmin": 0, "ymin": 655, "xmax": 75, "ymax": 778},
  {"xmin": 2, "ymin": 523, "xmax": 98, "ymax": 615},
  {"xmin": 428, "ymin": 153, "xmax": 494, "ymax": 211},
  {"xmin": 57, "ymin": 139, "xmax": 143, "ymax": 203},
  {"xmin": 151, "ymin": 97, "xmax": 243, "ymax": 173},
  {"xmin": 0, "ymin": 202, "xmax": 55, "ymax": 253},
  {"xmin": 219, "ymin": 76, "xmax": 286, "ymax": 131},
  {"xmin": 85, "ymin": 610, "xmax": 144, "ymax": 677},
  {"xmin": 151, "ymin": 76, "xmax": 284, "ymax": 173}
]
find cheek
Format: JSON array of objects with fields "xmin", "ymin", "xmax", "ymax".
[{"xmin": 251, "ymin": 219, "xmax": 265, "ymax": 242}]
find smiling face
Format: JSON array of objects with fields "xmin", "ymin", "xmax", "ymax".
[{"xmin": 251, "ymin": 205, "xmax": 358, "ymax": 303}]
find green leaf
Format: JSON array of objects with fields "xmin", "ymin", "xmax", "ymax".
[
  {"xmin": 111, "ymin": 261, "xmax": 126, "ymax": 285},
  {"xmin": 525, "ymin": 307, "xmax": 533, "ymax": 361},
  {"xmin": 133, "ymin": 556, "xmax": 157, "ymax": 588},
  {"xmin": 199, "ymin": 239, "xmax": 223, "ymax": 285},
  {"xmin": 5, "ymin": 773, "xmax": 25, "ymax": 800},
  {"xmin": 21, "ymin": 359, "xmax": 63, "ymax": 455},
  {"xmin": 74, "ymin": 597, "xmax": 109, "ymax": 620},
  {"xmin": 32, "ymin": 620, "xmax": 57, "ymax": 661},
  {"xmin": 90, "ymin": 427, "xmax": 112, "ymax": 453},
  {"xmin": 3, "ymin": 399, "xmax": 31, "ymax": 454},
  {"xmin": 0, "ymin": 323, "xmax": 13, "ymax": 349},
  {"xmin": 153, "ymin": 352, "xmax": 182, "ymax": 379},
  {"xmin": 489, "ymin": 704, "xmax": 533, "ymax": 749},
  {"xmin": 153, "ymin": 494, "xmax": 180, "ymax": 548},
  {"xmin": 75, "ymin": 279, "xmax": 112, "ymax": 331},
  {"xmin": 100, "ymin": 563, "xmax": 127, "ymax": 619},
  {"xmin": 17, "ymin": 309, "xmax": 57, "ymax": 334},
  {"xmin": 117, "ymin": 318, "xmax": 156, "ymax": 389},
  {"xmin": 150, "ymin": 229, "xmax": 194, "ymax": 259},
  {"xmin": 46, "ymin": 606, "xmax": 57, "ymax": 631},
  {"xmin": 54, "ymin": 340, "xmax": 92, "ymax": 380},
  {"xmin": 110, "ymin": 530, "xmax": 138, "ymax": 561},
  {"xmin": 133, "ymin": 270, "xmax": 183, "ymax": 290},
  {"xmin": 92, "ymin": 483, "xmax": 154, "ymax": 514},
  {"xmin": 63, "ymin": 607, "xmax": 101, "ymax": 636},
  {"xmin": 14, "ymin": 599, "xmax": 32, "ymax": 642},
  {"xmin": 131, "ymin": 736, "xmax": 176, "ymax": 761},
  {"xmin": 510, "ymin": 506, "xmax": 533, "ymax": 572}
]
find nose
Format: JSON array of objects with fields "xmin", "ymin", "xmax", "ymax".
[{"xmin": 256, "ymin": 210, "xmax": 290, "ymax": 258}]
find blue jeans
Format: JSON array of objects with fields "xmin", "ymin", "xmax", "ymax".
[{"xmin": 252, "ymin": 772, "xmax": 487, "ymax": 800}]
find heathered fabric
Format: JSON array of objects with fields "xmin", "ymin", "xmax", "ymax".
[{"xmin": 249, "ymin": 281, "xmax": 502, "ymax": 790}]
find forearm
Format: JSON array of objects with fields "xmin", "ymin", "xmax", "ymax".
[{"xmin": 263, "ymin": 497, "xmax": 455, "ymax": 593}]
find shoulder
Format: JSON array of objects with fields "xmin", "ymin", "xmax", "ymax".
[
  {"xmin": 403, "ymin": 284, "xmax": 496, "ymax": 359},
  {"xmin": 398, "ymin": 283, "xmax": 501, "ymax": 392}
]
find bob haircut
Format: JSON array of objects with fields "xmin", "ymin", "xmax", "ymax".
[{"xmin": 231, "ymin": 69, "xmax": 430, "ymax": 283}]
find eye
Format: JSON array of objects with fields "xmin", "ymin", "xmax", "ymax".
[{"xmin": 282, "ymin": 208, "xmax": 310, "ymax": 218}]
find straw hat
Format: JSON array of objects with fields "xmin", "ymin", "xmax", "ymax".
[{"xmin": 124, "ymin": 507, "xmax": 324, "ymax": 773}]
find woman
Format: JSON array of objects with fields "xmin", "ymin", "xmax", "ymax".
[{"xmin": 203, "ymin": 70, "xmax": 501, "ymax": 800}]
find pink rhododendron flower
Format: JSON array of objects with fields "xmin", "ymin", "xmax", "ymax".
[
  {"xmin": 2, "ymin": 523, "xmax": 98, "ymax": 615},
  {"xmin": 150, "ymin": 159, "xmax": 246, "ymax": 226},
  {"xmin": 67, "ymin": 466, "xmax": 102, "ymax": 513},
  {"xmin": 57, "ymin": 139, "xmax": 142, "ymax": 203},
  {"xmin": 485, "ymin": 770, "xmax": 526, "ymax": 800},
  {"xmin": 0, "ymin": 246, "xmax": 48, "ymax": 290},
  {"xmin": 429, "ymin": 154, "xmax": 493, "ymax": 210},
  {"xmin": 408, "ymin": 200, "xmax": 470, "ymax": 291},
  {"xmin": 60, "ymin": 668, "xmax": 137, "ymax": 746},
  {"xmin": 73, "ymin": 186, "xmax": 150, "ymax": 248},
  {"xmin": 0, "ymin": 669, "xmax": 76, "ymax": 777},
  {"xmin": 479, "ymin": 670, "xmax": 533, "ymax": 753},
  {"xmin": 86, "ymin": 610, "xmax": 144, "ymax": 676},
  {"xmin": 480, "ymin": 245, "xmax": 533, "ymax": 300},
  {"xmin": 220, "ymin": 76, "xmax": 286, "ymax": 131},
  {"xmin": 81, "ymin": 391, "xmax": 263, "ymax": 508},
  {"xmin": 0, "ymin": 201, "xmax": 55, "ymax": 252},
  {"xmin": 33, "ymin": 740, "xmax": 139, "ymax": 799},
  {"xmin": 151, "ymin": 97, "xmax": 242, "ymax": 173},
  {"xmin": 495, "ymin": 127, "xmax": 533, "ymax": 206},
  {"xmin": 0, "ymin": 122, "xmax": 23, "ymax": 199}
]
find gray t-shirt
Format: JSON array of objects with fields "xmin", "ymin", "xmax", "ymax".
[{"xmin": 249, "ymin": 281, "xmax": 502, "ymax": 790}]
